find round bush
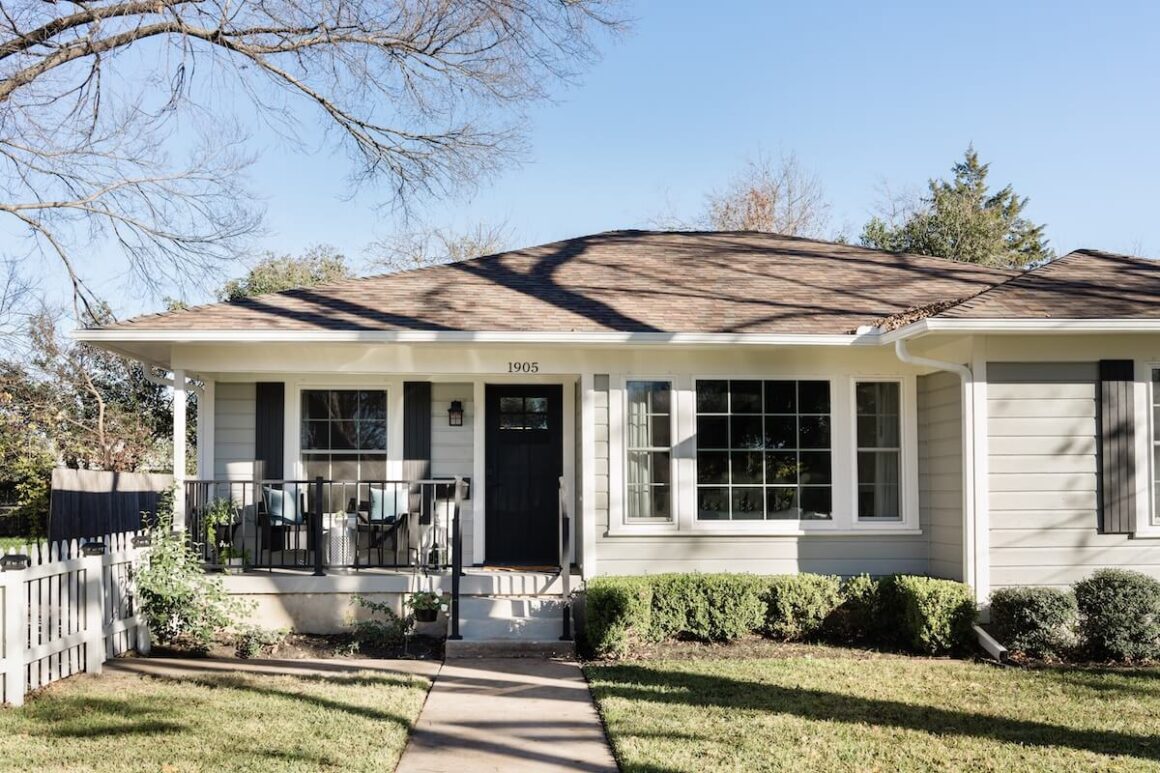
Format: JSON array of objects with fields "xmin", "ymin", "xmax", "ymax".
[
  {"xmin": 1074, "ymin": 569, "xmax": 1160, "ymax": 662},
  {"xmin": 989, "ymin": 586, "xmax": 1077, "ymax": 659},
  {"xmin": 761, "ymin": 574, "xmax": 843, "ymax": 640}
]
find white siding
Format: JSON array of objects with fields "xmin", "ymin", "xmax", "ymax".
[
  {"xmin": 431, "ymin": 383, "xmax": 474, "ymax": 560},
  {"xmin": 918, "ymin": 371, "xmax": 963, "ymax": 580},
  {"xmin": 214, "ymin": 382, "xmax": 255, "ymax": 480},
  {"xmin": 593, "ymin": 375, "xmax": 609, "ymax": 533},
  {"xmin": 988, "ymin": 362, "xmax": 1160, "ymax": 588}
]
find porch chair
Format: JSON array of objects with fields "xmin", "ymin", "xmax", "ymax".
[
  {"xmin": 347, "ymin": 482, "xmax": 410, "ymax": 566},
  {"xmin": 259, "ymin": 484, "xmax": 308, "ymax": 555}
]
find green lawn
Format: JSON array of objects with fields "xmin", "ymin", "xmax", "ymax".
[
  {"xmin": 586, "ymin": 648, "xmax": 1160, "ymax": 772},
  {"xmin": 0, "ymin": 668, "xmax": 430, "ymax": 772}
]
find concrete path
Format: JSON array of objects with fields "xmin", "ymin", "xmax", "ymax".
[{"xmin": 395, "ymin": 658, "xmax": 618, "ymax": 773}]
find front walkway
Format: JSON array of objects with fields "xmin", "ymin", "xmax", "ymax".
[{"xmin": 396, "ymin": 659, "xmax": 618, "ymax": 773}]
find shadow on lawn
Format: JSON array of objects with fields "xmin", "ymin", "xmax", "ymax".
[{"xmin": 590, "ymin": 664, "xmax": 1160, "ymax": 764}]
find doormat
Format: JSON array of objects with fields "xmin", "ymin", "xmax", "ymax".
[{"xmin": 479, "ymin": 564, "xmax": 559, "ymax": 572}]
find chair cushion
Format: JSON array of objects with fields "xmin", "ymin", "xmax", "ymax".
[
  {"xmin": 369, "ymin": 484, "xmax": 403, "ymax": 523},
  {"xmin": 263, "ymin": 486, "xmax": 302, "ymax": 525}
]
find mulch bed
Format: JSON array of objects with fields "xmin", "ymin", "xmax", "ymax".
[{"xmin": 150, "ymin": 632, "xmax": 444, "ymax": 661}]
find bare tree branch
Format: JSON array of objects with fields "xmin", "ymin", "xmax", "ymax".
[{"xmin": 368, "ymin": 220, "xmax": 511, "ymax": 272}]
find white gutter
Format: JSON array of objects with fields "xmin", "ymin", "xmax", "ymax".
[
  {"xmin": 883, "ymin": 317, "xmax": 1160, "ymax": 342},
  {"xmin": 72, "ymin": 328, "xmax": 878, "ymax": 347},
  {"xmin": 893, "ymin": 339, "xmax": 983, "ymax": 605}
]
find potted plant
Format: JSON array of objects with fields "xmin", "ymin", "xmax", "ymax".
[{"xmin": 406, "ymin": 591, "xmax": 446, "ymax": 623}]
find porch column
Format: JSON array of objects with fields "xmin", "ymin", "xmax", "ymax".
[
  {"xmin": 173, "ymin": 369, "xmax": 187, "ymax": 531},
  {"xmin": 197, "ymin": 379, "xmax": 215, "ymax": 481},
  {"xmin": 579, "ymin": 373, "xmax": 597, "ymax": 579}
]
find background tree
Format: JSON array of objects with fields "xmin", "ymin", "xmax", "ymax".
[
  {"xmin": 0, "ymin": 0, "xmax": 623, "ymax": 317},
  {"xmin": 860, "ymin": 147, "xmax": 1054, "ymax": 268},
  {"xmin": 218, "ymin": 246, "xmax": 353, "ymax": 301},
  {"xmin": 700, "ymin": 153, "xmax": 830, "ymax": 237},
  {"xmin": 370, "ymin": 223, "xmax": 511, "ymax": 273}
]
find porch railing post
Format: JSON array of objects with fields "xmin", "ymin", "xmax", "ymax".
[
  {"xmin": 559, "ymin": 475, "xmax": 572, "ymax": 642},
  {"xmin": 449, "ymin": 477, "xmax": 463, "ymax": 640},
  {"xmin": 313, "ymin": 476, "xmax": 326, "ymax": 577}
]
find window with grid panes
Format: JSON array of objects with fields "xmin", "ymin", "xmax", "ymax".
[
  {"xmin": 625, "ymin": 381, "xmax": 673, "ymax": 522},
  {"xmin": 695, "ymin": 379, "xmax": 832, "ymax": 521},
  {"xmin": 300, "ymin": 389, "xmax": 388, "ymax": 482}
]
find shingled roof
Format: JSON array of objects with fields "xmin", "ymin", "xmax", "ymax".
[
  {"xmin": 101, "ymin": 231, "xmax": 1017, "ymax": 336},
  {"xmin": 934, "ymin": 249, "xmax": 1160, "ymax": 320}
]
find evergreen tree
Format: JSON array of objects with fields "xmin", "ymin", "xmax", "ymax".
[{"xmin": 860, "ymin": 147, "xmax": 1053, "ymax": 268}]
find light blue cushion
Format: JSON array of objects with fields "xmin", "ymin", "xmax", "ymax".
[
  {"xmin": 369, "ymin": 484, "xmax": 403, "ymax": 523},
  {"xmin": 263, "ymin": 486, "xmax": 302, "ymax": 525}
]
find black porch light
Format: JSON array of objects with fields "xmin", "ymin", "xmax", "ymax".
[
  {"xmin": 0, "ymin": 553, "xmax": 30, "ymax": 571},
  {"xmin": 81, "ymin": 541, "xmax": 107, "ymax": 556},
  {"xmin": 448, "ymin": 400, "xmax": 464, "ymax": 427}
]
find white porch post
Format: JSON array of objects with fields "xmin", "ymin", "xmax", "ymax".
[
  {"xmin": 197, "ymin": 379, "xmax": 215, "ymax": 480},
  {"xmin": 580, "ymin": 372, "xmax": 597, "ymax": 579},
  {"xmin": 172, "ymin": 369, "xmax": 187, "ymax": 531}
]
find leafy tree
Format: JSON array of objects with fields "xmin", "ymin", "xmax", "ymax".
[
  {"xmin": 860, "ymin": 147, "xmax": 1053, "ymax": 268},
  {"xmin": 218, "ymin": 246, "xmax": 353, "ymax": 301},
  {"xmin": 0, "ymin": 0, "xmax": 623, "ymax": 317}
]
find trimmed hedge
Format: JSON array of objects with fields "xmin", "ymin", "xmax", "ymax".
[
  {"xmin": 584, "ymin": 571, "xmax": 977, "ymax": 658},
  {"xmin": 891, "ymin": 575, "xmax": 977, "ymax": 655},
  {"xmin": 989, "ymin": 587, "xmax": 1077, "ymax": 659},
  {"xmin": 1074, "ymin": 569, "xmax": 1160, "ymax": 662},
  {"xmin": 761, "ymin": 574, "xmax": 843, "ymax": 640}
]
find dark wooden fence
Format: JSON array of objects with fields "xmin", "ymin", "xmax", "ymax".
[{"xmin": 49, "ymin": 469, "xmax": 173, "ymax": 542}]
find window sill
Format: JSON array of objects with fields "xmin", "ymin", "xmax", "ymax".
[{"xmin": 603, "ymin": 526, "xmax": 923, "ymax": 538}]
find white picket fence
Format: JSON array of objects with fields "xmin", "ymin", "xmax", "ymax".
[{"xmin": 1, "ymin": 532, "xmax": 150, "ymax": 706}]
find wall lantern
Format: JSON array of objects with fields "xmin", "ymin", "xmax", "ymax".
[
  {"xmin": 81, "ymin": 541, "xmax": 107, "ymax": 556},
  {"xmin": 448, "ymin": 400, "xmax": 464, "ymax": 427},
  {"xmin": 0, "ymin": 553, "xmax": 30, "ymax": 571}
]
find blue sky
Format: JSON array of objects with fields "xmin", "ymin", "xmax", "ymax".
[{"xmin": 58, "ymin": 0, "xmax": 1160, "ymax": 314}]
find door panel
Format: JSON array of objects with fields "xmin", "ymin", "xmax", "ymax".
[{"xmin": 485, "ymin": 385, "xmax": 563, "ymax": 564}]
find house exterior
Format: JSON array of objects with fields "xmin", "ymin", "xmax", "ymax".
[{"xmin": 76, "ymin": 230, "xmax": 1160, "ymax": 629}]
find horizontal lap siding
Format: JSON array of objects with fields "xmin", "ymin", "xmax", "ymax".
[
  {"xmin": 919, "ymin": 371, "xmax": 963, "ymax": 580},
  {"xmin": 594, "ymin": 535, "xmax": 928, "ymax": 576},
  {"xmin": 431, "ymin": 383, "xmax": 474, "ymax": 558},
  {"xmin": 593, "ymin": 376, "xmax": 610, "ymax": 531},
  {"xmin": 214, "ymin": 383, "xmax": 256, "ymax": 480},
  {"xmin": 987, "ymin": 362, "xmax": 1160, "ymax": 588}
]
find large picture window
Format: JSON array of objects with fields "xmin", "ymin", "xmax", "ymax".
[
  {"xmin": 625, "ymin": 381, "xmax": 673, "ymax": 522},
  {"xmin": 856, "ymin": 381, "xmax": 901, "ymax": 520},
  {"xmin": 301, "ymin": 389, "xmax": 388, "ymax": 481},
  {"xmin": 695, "ymin": 379, "xmax": 832, "ymax": 521}
]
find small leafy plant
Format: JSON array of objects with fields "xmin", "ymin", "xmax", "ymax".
[
  {"xmin": 406, "ymin": 591, "xmax": 446, "ymax": 618},
  {"xmin": 234, "ymin": 625, "xmax": 289, "ymax": 659},
  {"xmin": 135, "ymin": 493, "xmax": 251, "ymax": 654},
  {"xmin": 349, "ymin": 595, "xmax": 411, "ymax": 654},
  {"xmin": 202, "ymin": 498, "xmax": 236, "ymax": 557}
]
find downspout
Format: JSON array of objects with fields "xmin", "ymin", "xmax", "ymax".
[{"xmin": 893, "ymin": 339, "xmax": 982, "ymax": 604}]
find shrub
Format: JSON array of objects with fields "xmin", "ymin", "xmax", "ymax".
[
  {"xmin": 892, "ymin": 575, "xmax": 976, "ymax": 655},
  {"xmin": 349, "ymin": 595, "xmax": 410, "ymax": 654},
  {"xmin": 824, "ymin": 574, "xmax": 881, "ymax": 643},
  {"xmin": 989, "ymin": 587, "xmax": 1077, "ymax": 659},
  {"xmin": 650, "ymin": 573, "xmax": 764, "ymax": 642},
  {"xmin": 1074, "ymin": 569, "xmax": 1160, "ymax": 662},
  {"xmin": 761, "ymin": 574, "xmax": 843, "ymax": 640},
  {"xmin": 234, "ymin": 626, "xmax": 289, "ymax": 659},
  {"xmin": 136, "ymin": 499, "xmax": 250, "ymax": 654},
  {"xmin": 584, "ymin": 577, "xmax": 653, "ymax": 658}
]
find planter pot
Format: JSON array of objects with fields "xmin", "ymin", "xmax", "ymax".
[
  {"xmin": 414, "ymin": 608, "xmax": 438, "ymax": 623},
  {"xmin": 225, "ymin": 558, "xmax": 245, "ymax": 576}
]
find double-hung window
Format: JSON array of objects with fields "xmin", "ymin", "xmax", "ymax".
[
  {"xmin": 301, "ymin": 389, "xmax": 388, "ymax": 482},
  {"xmin": 624, "ymin": 381, "xmax": 673, "ymax": 522},
  {"xmin": 855, "ymin": 381, "xmax": 902, "ymax": 521},
  {"xmin": 695, "ymin": 379, "xmax": 832, "ymax": 521}
]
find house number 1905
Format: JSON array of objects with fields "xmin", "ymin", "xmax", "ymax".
[{"xmin": 508, "ymin": 361, "xmax": 540, "ymax": 373}]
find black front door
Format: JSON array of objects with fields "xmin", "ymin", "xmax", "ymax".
[{"xmin": 485, "ymin": 384, "xmax": 563, "ymax": 564}]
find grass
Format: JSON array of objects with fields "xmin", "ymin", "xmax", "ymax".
[
  {"xmin": 586, "ymin": 645, "xmax": 1160, "ymax": 772},
  {"xmin": 0, "ymin": 667, "xmax": 430, "ymax": 772}
]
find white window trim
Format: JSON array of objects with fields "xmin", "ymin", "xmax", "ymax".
[
  {"xmin": 286, "ymin": 377, "xmax": 403, "ymax": 482},
  {"xmin": 1136, "ymin": 361, "xmax": 1160, "ymax": 538},
  {"xmin": 850, "ymin": 377, "xmax": 919, "ymax": 531},
  {"xmin": 684, "ymin": 375, "xmax": 845, "ymax": 535},
  {"xmin": 609, "ymin": 375, "xmax": 680, "ymax": 534}
]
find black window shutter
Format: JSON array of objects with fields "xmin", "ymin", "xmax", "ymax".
[
  {"xmin": 255, "ymin": 382, "xmax": 285, "ymax": 480},
  {"xmin": 403, "ymin": 382, "xmax": 433, "ymax": 522},
  {"xmin": 1098, "ymin": 360, "xmax": 1136, "ymax": 534}
]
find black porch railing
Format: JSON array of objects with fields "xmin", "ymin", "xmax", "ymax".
[{"xmin": 184, "ymin": 478, "xmax": 461, "ymax": 573}]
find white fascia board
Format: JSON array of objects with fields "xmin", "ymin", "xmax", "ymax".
[
  {"xmin": 888, "ymin": 318, "xmax": 1160, "ymax": 339},
  {"xmin": 72, "ymin": 328, "xmax": 880, "ymax": 347}
]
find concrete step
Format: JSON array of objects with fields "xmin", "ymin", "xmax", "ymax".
[
  {"xmin": 444, "ymin": 638, "xmax": 576, "ymax": 659},
  {"xmin": 455, "ymin": 595, "xmax": 567, "ymax": 641}
]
